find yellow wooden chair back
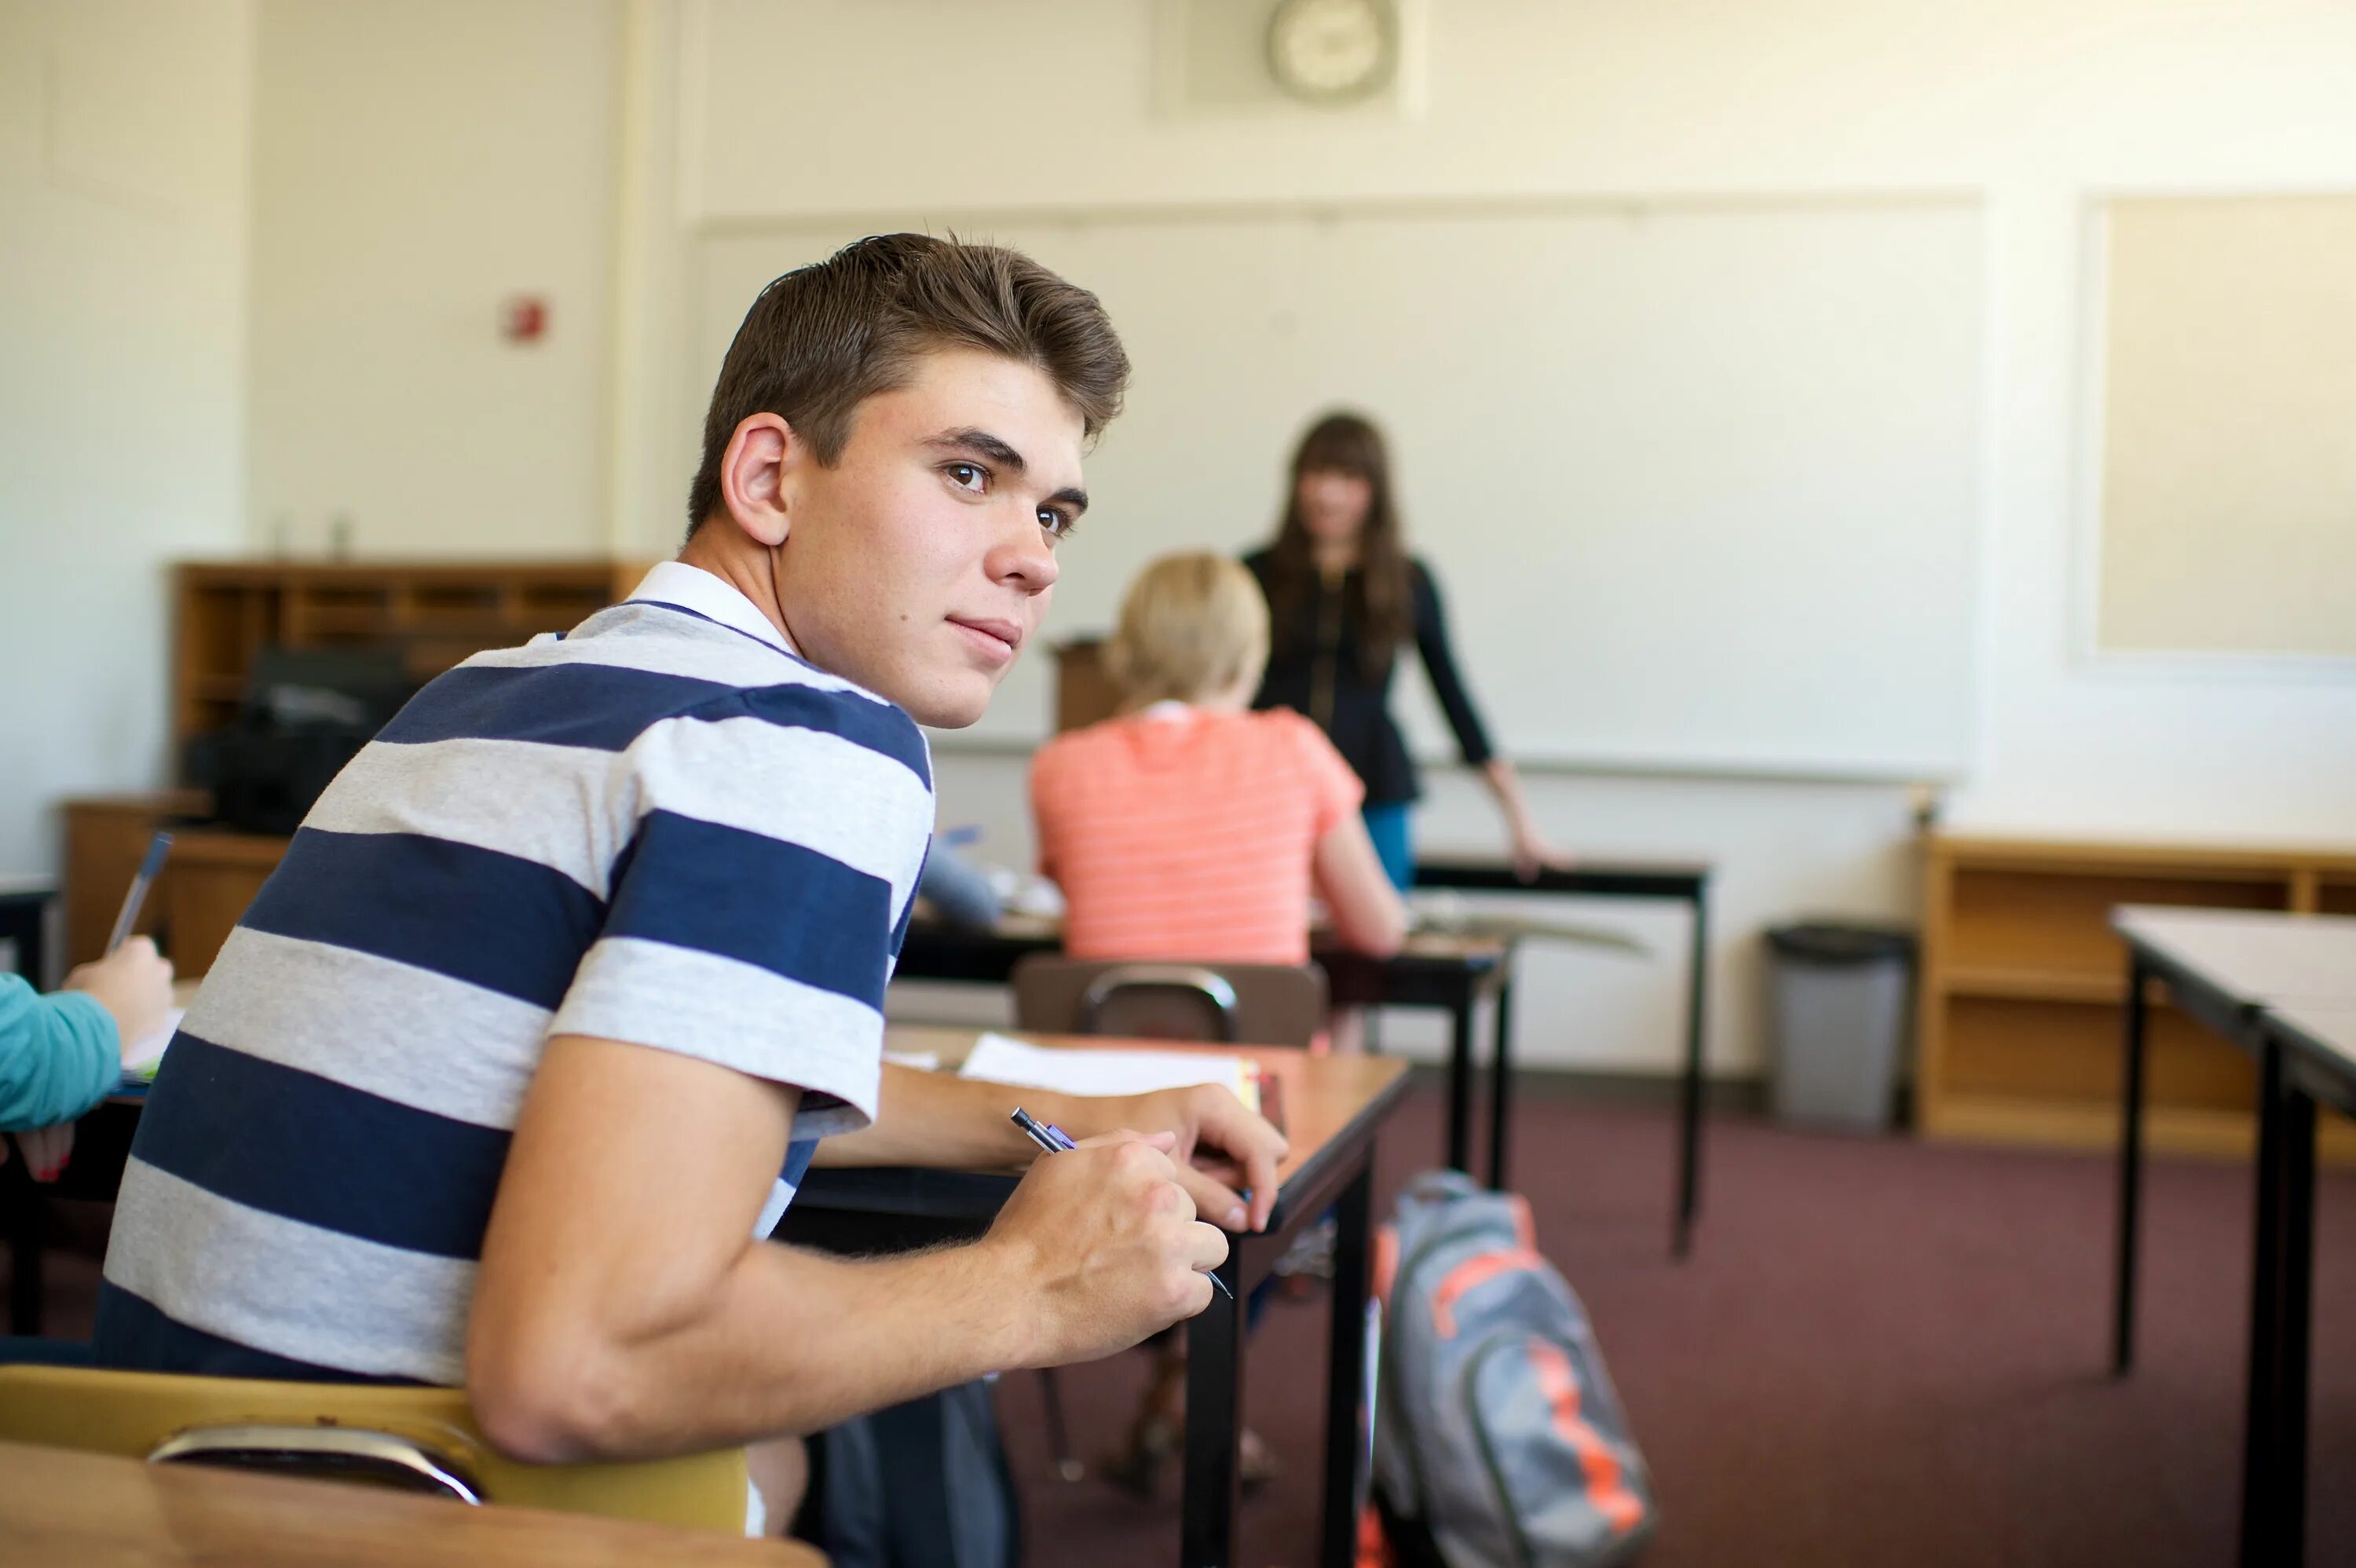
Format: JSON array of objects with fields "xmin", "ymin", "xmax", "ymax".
[{"xmin": 0, "ymin": 1363, "xmax": 747, "ymax": 1533}]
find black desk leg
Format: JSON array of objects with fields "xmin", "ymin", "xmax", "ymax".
[
  {"xmin": 2277, "ymin": 1090, "xmax": 2316, "ymax": 1568},
  {"xmin": 1321, "ymin": 1163, "xmax": 1375, "ymax": 1568},
  {"xmin": 1486, "ymin": 978, "xmax": 1516, "ymax": 1192},
  {"xmin": 4, "ymin": 1153, "xmax": 46, "ymax": 1336},
  {"xmin": 2113, "ymin": 954, "xmax": 2150, "ymax": 1376},
  {"xmin": 1181, "ymin": 1244, "xmax": 1246, "ymax": 1568},
  {"xmin": 1447, "ymin": 996, "xmax": 1476, "ymax": 1176},
  {"xmin": 1674, "ymin": 890, "xmax": 1710, "ymax": 1259},
  {"xmin": 2238, "ymin": 1038, "xmax": 2289, "ymax": 1568}
]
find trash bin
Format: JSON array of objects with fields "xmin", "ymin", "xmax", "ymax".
[{"xmin": 1765, "ymin": 922, "xmax": 1916, "ymax": 1131}]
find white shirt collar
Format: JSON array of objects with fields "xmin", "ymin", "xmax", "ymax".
[{"xmin": 624, "ymin": 560, "xmax": 799, "ymax": 658}]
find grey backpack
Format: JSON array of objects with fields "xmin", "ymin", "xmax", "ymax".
[
  {"xmin": 1372, "ymin": 1171, "xmax": 1655, "ymax": 1568},
  {"xmin": 806, "ymin": 1380, "xmax": 1018, "ymax": 1568}
]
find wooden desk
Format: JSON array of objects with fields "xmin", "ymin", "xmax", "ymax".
[
  {"xmin": 0, "ymin": 1440, "xmax": 819, "ymax": 1566},
  {"xmin": 163, "ymin": 828, "xmax": 288, "ymax": 977},
  {"xmin": 2110, "ymin": 909, "xmax": 2356, "ymax": 1568},
  {"xmin": 61, "ymin": 791, "xmax": 211, "ymax": 967},
  {"xmin": 781, "ymin": 1025, "xmax": 1414, "ymax": 1568},
  {"xmin": 894, "ymin": 916, "xmax": 1510, "ymax": 1181},
  {"xmin": 60, "ymin": 794, "xmax": 278, "ymax": 981}
]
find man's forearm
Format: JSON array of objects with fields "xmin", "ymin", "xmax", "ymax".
[
  {"xmin": 474, "ymin": 1234, "xmax": 1031, "ymax": 1463},
  {"xmin": 810, "ymin": 1062, "xmax": 1088, "ymax": 1169}
]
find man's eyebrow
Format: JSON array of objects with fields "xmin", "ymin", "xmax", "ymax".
[
  {"xmin": 929, "ymin": 427, "xmax": 1088, "ymax": 515},
  {"xmin": 928, "ymin": 427, "xmax": 1027, "ymax": 473}
]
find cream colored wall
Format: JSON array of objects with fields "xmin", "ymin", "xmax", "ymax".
[
  {"xmin": 246, "ymin": 0, "xmax": 622, "ymax": 559},
  {"xmin": 0, "ymin": 0, "xmax": 254, "ymax": 891},
  {"xmin": 655, "ymin": 0, "xmax": 2356, "ymax": 846},
  {"xmin": 222, "ymin": 0, "xmax": 2356, "ymax": 1071}
]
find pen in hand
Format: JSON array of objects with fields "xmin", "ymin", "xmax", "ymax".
[
  {"xmin": 1010, "ymin": 1107, "xmax": 1235, "ymax": 1300},
  {"xmin": 107, "ymin": 830, "xmax": 172, "ymax": 956}
]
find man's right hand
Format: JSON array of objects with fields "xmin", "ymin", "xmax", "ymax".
[{"xmin": 981, "ymin": 1130, "xmax": 1229, "ymax": 1368}]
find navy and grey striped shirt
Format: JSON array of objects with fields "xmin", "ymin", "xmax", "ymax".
[{"xmin": 94, "ymin": 562, "xmax": 934, "ymax": 1383}]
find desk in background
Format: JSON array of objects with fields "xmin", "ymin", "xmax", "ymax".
[
  {"xmin": 0, "ymin": 1439, "xmax": 819, "ymax": 1566},
  {"xmin": 2110, "ymin": 907, "xmax": 2356, "ymax": 1567},
  {"xmin": 896, "ymin": 914, "xmax": 1511, "ymax": 1178},
  {"xmin": 782, "ymin": 1024, "xmax": 1412, "ymax": 1568},
  {"xmin": 1413, "ymin": 858, "xmax": 1714, "ymax": 1256}
]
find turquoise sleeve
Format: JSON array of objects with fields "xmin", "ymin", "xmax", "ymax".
[{"xmin": 0, "ymin": 975, "xmax": 123, "ymax": 1132}]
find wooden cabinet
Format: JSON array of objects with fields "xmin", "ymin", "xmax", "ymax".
[
  {"xmin": 163, "ymin": 830, "xmax": 291, "ymax": 977},
  {"xmin": 61, "ymin": 559, "xmax": 654, "ymax": 974},
  {"xmin": 172, "ymin": 561, "xmax": 651, "ymax": 761},
  {"xmin": 1052, "ymin": 638, "xmax": 1119, "ymax": 733},
  {"xmin": 1919, "ymin": 833, "xmax": 2356, "ymax": 1159},
  {"xmin": 61, "ymin": 792, "xmax": 210, "ymax": 968}
]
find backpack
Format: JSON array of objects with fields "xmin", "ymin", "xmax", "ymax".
[
  {"xmin": 799, "ymin": 1379, "xmax": 1020, "ymax": 1568},
  {"xmin": 1370, "ymin": 1171, "xmax": 1656, "ymax": 1568}
]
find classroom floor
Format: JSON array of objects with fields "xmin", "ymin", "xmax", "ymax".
[{"xmin": 16, "ymin": 1086, "xmax": 2356, "ymax": 1567}]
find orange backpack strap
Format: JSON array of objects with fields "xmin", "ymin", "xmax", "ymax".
[
  {"xmin": 1429, "ymin": 1248, "xmax": 1543, "ymax": 1339},
  {"xmin": 1527, "ymin": 1337, "xmax": 1648, "ymax": 1535}
]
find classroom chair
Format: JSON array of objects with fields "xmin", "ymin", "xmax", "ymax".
[
  {"xmin": 1010, "ymin": 956, "xmax": 1328, "ymax": 1048},
  {"xmin": 0, "ymin": 1363, "xmax": 749, "ymax": 1533},
  {"xmin": 1009, "ymin": 956, "xmax": 1326, "ymax": 1480}
]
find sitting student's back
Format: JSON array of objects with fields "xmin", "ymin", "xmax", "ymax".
[{"xmin": 1031, "ymin": 554, "xmax": 1407, "ymax": 967}]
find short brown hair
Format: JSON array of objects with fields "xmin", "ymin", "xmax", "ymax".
[
  {"xmin": 686, "ymin": 232, "xmax": 1130, "ymax": 535},
  {"xmin": 1103, "ymin": 553, "xmax": 1271, "ymax": 707}
]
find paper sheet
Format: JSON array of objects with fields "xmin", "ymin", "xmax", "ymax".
[
  {"xmin": 958, "ymin": 1032, "xmax": 1257, "ymax": 1109},
  {"xmin": 121, "ymin": 1008, "xmax": 184, "ymax": 1081}
]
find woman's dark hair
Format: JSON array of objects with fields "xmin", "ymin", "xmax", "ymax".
[{"xmin": 1263, "ymin": 411, "xmax": 1412, "ymax": 678}]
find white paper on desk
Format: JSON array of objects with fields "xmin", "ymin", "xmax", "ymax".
[
  {"xmin": 958, "ymin": 1032, "xmax": 1253, "ymax": 1106},
  {"xmin": 882, "ymin": 1049, "xmax": 942, "ymax": 1073},
  {"xmin": 121, "ymin": 1007, "xmax": 185, "ymax": 1080}
]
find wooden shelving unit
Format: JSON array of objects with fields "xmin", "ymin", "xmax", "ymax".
[
  {"xmin": 1919, "ymin": 833, "xmax": 2356, "ymax": 1160},
  {"xmin": 59, "ymin": 561, "xmax": 655, "ymax": 971},
  {"xmin": 171, "ymin": 561, "xmax": 652, "ymax": 761}
]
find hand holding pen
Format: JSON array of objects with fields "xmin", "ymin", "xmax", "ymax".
[{"xmin": 1012, "ymin": 1107, "xmax": 1235, "ymax": 1300}]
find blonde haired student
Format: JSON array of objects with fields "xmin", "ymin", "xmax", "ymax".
[
  {"xmin": 1033, "ymin": 551, "xmax": 1408, "ymax": 971},
  {"xmin": 1031, "ymin": 552, "xmax": 1407, "ymax": 1490}
]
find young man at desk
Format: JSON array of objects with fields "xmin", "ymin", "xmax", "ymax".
[{"xmin": 90, "ymin": 234, "xmax": 1286, "ymax": 1526}]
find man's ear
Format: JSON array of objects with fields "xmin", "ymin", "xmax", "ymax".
[{"xmin": 718, "ymin": 412, "xmax": 799, "ymax": 548}]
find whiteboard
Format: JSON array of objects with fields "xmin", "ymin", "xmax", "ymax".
[
  {"xmin": 692, "ymin": 197, "xmax": 1985, "ymax": 778},
  {"xmin": 2096, "ymin": 196, "xmax": 2356, "ymax": 660}
]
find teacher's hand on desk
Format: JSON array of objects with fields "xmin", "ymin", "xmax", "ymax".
[
  {"xmin": 1048, "ymin": 1084, "xmax": 1290, "ymax": 1235},
  {"xmin": 981, "ymin": 1129, "xmax": 1231, "ymax": 1365}
]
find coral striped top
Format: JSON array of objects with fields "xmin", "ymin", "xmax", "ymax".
[{"xmin": 1030, "ymin": 704, "xmax": 1363, "ymax": 965}]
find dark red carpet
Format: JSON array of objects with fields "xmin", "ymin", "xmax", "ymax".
[
  {"xmin": 18, "ymin": 1085, "xmax": 2354, "ymax": 1566},
  {"xmin": 992, "ymin": 1087, "xmax": 2356, "ymax": 1567}
]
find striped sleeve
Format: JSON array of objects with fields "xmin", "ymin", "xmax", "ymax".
[{"xmin": 547, "ymin": 685, "xmax": 933, "ymax": 1135}]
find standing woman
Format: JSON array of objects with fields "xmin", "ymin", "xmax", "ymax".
[{"xmin": 1245, "ymin": 411, "xmax": 1557, "ymax": 886}]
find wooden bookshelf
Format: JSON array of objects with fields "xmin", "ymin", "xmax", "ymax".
[
  {"xmin": 171, "ymin": 561, "xmax": 653, "ymax": 761},
  {"xmin": 60, "ymin": 561, "xmax": 656, "ymax": 970},
  {"xmin": 1919, "ymin": 832, "xmax": 2356, "ymax": 1160}
]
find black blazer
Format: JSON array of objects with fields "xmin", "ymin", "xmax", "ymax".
[{"xmin": 1243, "ymin": 549, "xmax": 1494, "ymax": 808}]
